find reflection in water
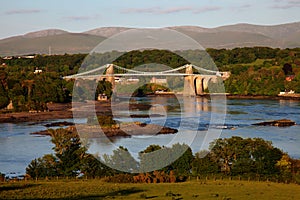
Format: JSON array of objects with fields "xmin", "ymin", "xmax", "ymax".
[
  {"xmin": 87, "ymin": 96, "xmax": 226, "ymax": 162},
  {"xmin": 1, "ymin": 97, "xmax": 300, "ymax": 174},
  {"xmin": 279, "ymin": 99, "xmax": 300, "ymax": 107},
  {"xmin": 195, "ymin": 97, "xmax": 210, "ymax": 112}
]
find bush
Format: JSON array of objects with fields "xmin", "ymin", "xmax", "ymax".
[
  {"xmin": 87, "ymin": 115, "xmax": 118, "ymax": 127},
  {"xmin": 103, "ymin": 174, "xmax": 134, "ymax": 183}
]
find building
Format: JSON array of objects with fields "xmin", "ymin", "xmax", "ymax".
[
  {"xmin": 150, "ymin": 77, "xmax": 167, "ymax": 84},
  {"xmin": 219, "ymin": 71, "xmax": 231, "ymax": 80},
  {"xmin": 286, "ymin": 75, "xmax": 295, "ymax": 82},
  {"xmin": 98, "ymin": 94, "xmax": 108, "ymax": 101},
  {"xmin": 34, "ymin": 69, "xmax": 42, "ymax": 74},
  {"xmin": 126, "ymin": 78, "xmax": 140, "ymax": 83}
]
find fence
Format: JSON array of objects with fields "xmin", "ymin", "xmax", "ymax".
[{"xmin": 1, "ymin": 175, "xmax": 297, "ymax": 185}]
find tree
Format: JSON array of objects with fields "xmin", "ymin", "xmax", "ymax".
[
  {"xmin": 0, "ymin": 68, "xmax": 9, "ymax": 109},
  {"xmin": 209, "ymin": 137, "xmax": 283, "ymax": 177},
  {"xmin": 282, "ymin": 63, "xmax": 293, "ymax": 75},
  {"xmin": 192, "ymin": 150, "xmax": 219, "ymax": 176},
  {"xmin": 80, "ymin": 154, "xmax": 113, "ymax": 178},
  {"xmin": 26, "ymin": 154, "xmax": 58, "ymax": 178},
  {"xmin": 27, "ymin": 128, "xmax": 115, "ymax": 178},
  {"xmin": 139, "ymin": 145, "xmax": 164, "ymax": 172},
  {"xmin": 0, "ymin": 82, "xmax": 9, "ymax": 109},
  {"xmin": 96, "ymin": 80, "xmax": 112, "ymax": 100},
  {"xmin": 139, "ymin": 143, "xmax": 194, "ymax": 178},
  {"xmin": 166, "ymin": 143, "xmax": 194, "ymax": 177},
  {"xmin": 104, "ymin": 146, "xmax": 139, "ymax": 173},
  {"xmin": 276, "ymin": 154, "xmax": 293, "ymax": 182},
  {"xmin": 251, "ymin": 138, "xmax": 283, "ymax": 176},
  {"xmin": 49, "ymin": 128, "xmax": 86, "ymax": 177},
  {"xmin": 21, "ymin": 80, "xmax": 34, "ymax": 102}
]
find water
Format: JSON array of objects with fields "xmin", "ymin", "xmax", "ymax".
[
  {"xmin": 0, "ymin": 97, "xmax": 300, "ymax": 174},
  {"xmin": 0, "ymin": 119, "xmax": 75, "ymax": 174}
]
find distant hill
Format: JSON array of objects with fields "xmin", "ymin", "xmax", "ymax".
[
  {"xmin": 1, "ymin": 22, "xmax": 300, "ymax": 56},
  {"xmin": 169, "ymin": 28, "xmax": 277, "ymax": 49},
  {"xmin": 0, "ymin": 32, "xmax": 105, "ymax": 56},
  {"xmin": 83, "ymin": 27, "xmax": 132, "ymax": 37}
]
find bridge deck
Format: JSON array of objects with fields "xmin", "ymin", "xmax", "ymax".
[{"xmin": 65, "ymin": 74, "xmax": 218, "ymax": 79}]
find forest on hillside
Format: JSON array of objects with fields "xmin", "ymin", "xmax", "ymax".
[{"xmin": 0, "ymin": 47, "xmax": 300, "ymax": 111}]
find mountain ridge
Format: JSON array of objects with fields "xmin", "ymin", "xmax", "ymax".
[{"xmin": 1, "ymin": 22, "xmax": 299, "ymax": 56}]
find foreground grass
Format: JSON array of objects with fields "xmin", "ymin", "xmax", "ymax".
[{"xmin": 1, "ymin": 179, "xmax": 300, "ymax": 200}]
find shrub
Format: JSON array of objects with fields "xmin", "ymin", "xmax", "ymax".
[{"xmin": 103, "ymin": 174, "xmax": 134, "ymax": 183}]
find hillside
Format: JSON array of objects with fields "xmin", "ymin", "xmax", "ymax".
[
  {"xmin": 0, "ymin": 33, "xmax": 105, "ymax": 56},
  {"xmin": 84, "ymin": 27, "xmax": 132, "ymax": 37},
  {"xmin": 215, "ymin": 22, "xmax": 300, "ymax": 40},
  {"xmin": 0, "ymin": 22, "xmax": 300, "ymax": 56},
  {"xmin": 171, "ymin": 29, "xmax": 277, "ymax": 49}
]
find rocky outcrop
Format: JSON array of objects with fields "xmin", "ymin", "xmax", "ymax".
[
  {"xmin": 44, "ymin": 121, "xmax": 74, "ymax": 127},
  {"xmin": 31, "ymin": 122, "xmax": 178, "ymax": 137},
  {"xmin": 75, "ymin": 122, "xmax": 178, "ymax": 138},
  {"xmin": 253, "ymin": 119, "xmax": 296, "ymax": 127}
]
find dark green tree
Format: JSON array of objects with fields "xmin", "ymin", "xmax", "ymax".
[
  {"xmin": 104, "ymin": 146, "xmax": 139, "ymax": 173},
  {"xmin": 95, "ymin": 80, "xmax": 112, "ymax": 99},
  {"xmin": 49, "ymin": 128, "xmax": 86, "ymax": 177},
  {"xmin": 209, "ymin": 137, "xmax": 283, "ymax": 177},
  {"xmin": 192, "ymin": 150, "xmax": 219, "ymax": 176},
  {"xmin": 26, "ymin": 154, "xmax": 58, "ymax": 178},
  {"xmin": 80, "ymin": 154, "xmax": 114, "ymax": 178}
]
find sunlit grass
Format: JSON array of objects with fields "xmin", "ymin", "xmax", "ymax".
[{"xmin": 1, "ymin": 179, "xmax": 300, "ymax": 199}]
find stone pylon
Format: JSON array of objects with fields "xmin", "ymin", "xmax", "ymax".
[
  {"xmin": 183, "ymin": 64, "xmax": 196, "ymax": 96},
  {"xmin": 106, "ymin": 64, "xmax": 115, "ymax": 89}
]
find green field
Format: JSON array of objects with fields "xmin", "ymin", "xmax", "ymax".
[{"xmin": 1, "ymin": 179, "xmax": 299, "ymax": 200}]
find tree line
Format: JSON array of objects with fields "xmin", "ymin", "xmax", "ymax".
[
  {"xmin": 25, "ymin": 128, "xmax": 300, "ymax": 184},
  {"xmin": 0, "ymin": 54, "xmax": 86, "ymax": 111},
  {"xmin": 1, "ymin": 47, "xmax": 300, "ymax": 111}
]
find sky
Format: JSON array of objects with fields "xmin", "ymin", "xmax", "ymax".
[{"xmin": 0, "ymin": 0, "xmax": 300, "ymax": 39}]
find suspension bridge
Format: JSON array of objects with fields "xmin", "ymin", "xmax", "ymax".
[{"xmin": 64, "ymin": 64, "xmax": 230, "ymax": 96}]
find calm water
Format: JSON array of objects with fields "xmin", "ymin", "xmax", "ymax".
[{"xmin": 1, "ymin": 97, "xmax": 300, "ymax": 174}]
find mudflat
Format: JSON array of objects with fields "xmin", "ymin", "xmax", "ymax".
[
  {"xmin": 0, "ymin": 100, "xmax": 151, "ymax": 123},
  {"xmin": 0, "ymin": 103, "xmax": 73, "ymax": 123}
]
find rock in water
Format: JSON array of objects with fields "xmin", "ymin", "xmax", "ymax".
[
  {"xmin": 44, "ymin": 121, "xmax": 74, "ymax": 127},
  {"xmin": 253, "ymin": 119, "xmax": 296, "ymax": 127}
]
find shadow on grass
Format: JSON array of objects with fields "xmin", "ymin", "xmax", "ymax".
[
  {"xmin": 144, "ymin": 196, "xmax": 158, "ymax": 199},
  {"xmin": 15, "ymin": 187, "xmax": 145, "ymax": 200},
  {"xmin": 97, "ymin": 187, "xmax": 145, "ymax": 198},
  {"xmin": 0, "ymin": 183, "xmax": 40, "ymax": 192}
]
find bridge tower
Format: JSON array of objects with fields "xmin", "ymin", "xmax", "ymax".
[
  {"xmin": 106, "ymin": 64, "xmax": 115, "ymax": 89},
  {"xmin": 183, "ymin": 64, "xmax": 196, "ymax": 96},
  {"xmin": 194, "ymin": 77, "xmax": 204, "ymax": 95}
]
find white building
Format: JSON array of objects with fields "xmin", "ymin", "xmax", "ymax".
[
  {"xmin": 34, "ymin": 69, "xmax": 43, "ymax": 74},
  {"xmin": 150, "ymin": 77, "xmax": 167, "ymax": 84}
]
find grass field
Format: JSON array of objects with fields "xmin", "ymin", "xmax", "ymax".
[{"xmin": 1, "ymin": 179, "xmax": 300, "ymax": 200}]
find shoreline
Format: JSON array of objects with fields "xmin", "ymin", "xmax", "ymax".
[
  {"xmin": 226, "ymin": 94, "xmax": 300, "ymax": 100},
  {"xmin": 1, "ymin": 95, "xmax": 299, "ymax": 124},
  {"xmin": 0, "ymin": 103, "xmax": 73, "ymax": 123},
  {"xmin": 199, "ymin": 94, "xmax": 300, "ymax": 101}
]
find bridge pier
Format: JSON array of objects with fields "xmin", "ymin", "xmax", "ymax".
[
  {"xmin": 183, "ymin": 65, "xmax": 196, "ymax": 96},
  {"xmin": 194, "ymin": 77, "xmax": 204, "ymax": 95},
  {"xmin": 106, "ymin": 64, "xmax": 115, "ymax": 89},
  {"xmin": 183, "ymin": 64, "xmax": 213, "ymax": 96}
]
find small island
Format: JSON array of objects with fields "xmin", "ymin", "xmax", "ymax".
[
  {"xmin": 73, "ymin": 123, "xmax": 178, "ymax": 138},
  {"xmin": 31, "ymin": 115, "xmax": 178, "ymax": 137},
  {"xmin": 253, "ymin": 119, "xmax": 296, "ymax": 127}
]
